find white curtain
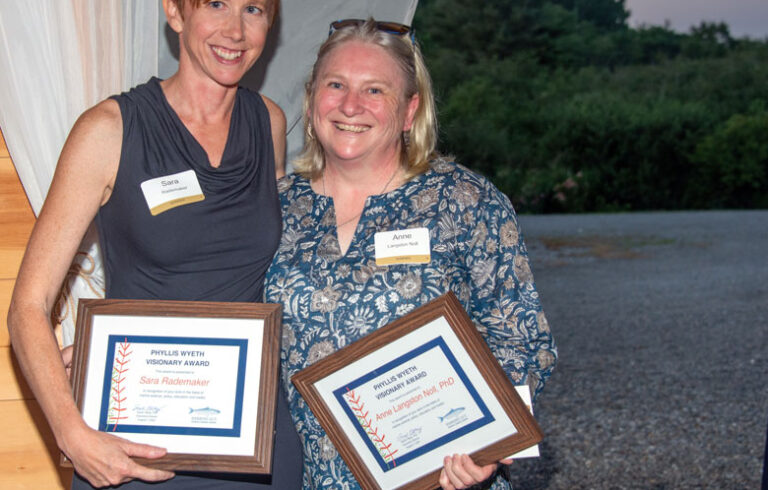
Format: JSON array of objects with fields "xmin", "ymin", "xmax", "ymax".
[
  {"xmin": 0, "ymin": 0, "xmax": 418, "ymax": 345},
  {"xmin": 0, "ymin": 0, "xmax": 158, "ymax": 345},
  {"xmin": 0, "ymin": 2, "xmax": 85, "ymax": 213}
]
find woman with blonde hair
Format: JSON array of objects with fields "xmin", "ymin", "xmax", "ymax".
[{"xmin": 265, "ymin": 18, "xmax": 556, "ymax": 489}]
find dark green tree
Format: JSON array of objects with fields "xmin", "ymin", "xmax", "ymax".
[{"xmin": 413, "ymin": 0, "xmax": 768, "ymax": 212}]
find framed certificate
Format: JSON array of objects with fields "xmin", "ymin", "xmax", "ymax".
[
  {"xmin": 67, "ymin": 299, "xmax": 281, "ymax": 474},
  {"xmin": 291, "ymin": 292, "xmax": 543, "ymax": 490}
]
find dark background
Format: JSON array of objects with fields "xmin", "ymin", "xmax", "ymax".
[{"xmin": 412, "ymin": 0, "xmax": 768, "ymax": 214}]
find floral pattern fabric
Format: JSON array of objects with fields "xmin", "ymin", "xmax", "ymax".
[{"xmin": 265, "ymin": 158, "xmax": 557, "ymax": 489}]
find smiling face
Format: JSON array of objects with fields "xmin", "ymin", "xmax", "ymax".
[
  {"xmin": 310, "ymin": 40, "xmax": 420, "ymax": 170},
  {"xmin": 165, "ymin": 0, "xmax": 273, "ymax": 88}
]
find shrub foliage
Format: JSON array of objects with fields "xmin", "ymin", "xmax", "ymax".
[{"xmin": 413, "ymin": 0, "xmax": 768, "ymax": 212}]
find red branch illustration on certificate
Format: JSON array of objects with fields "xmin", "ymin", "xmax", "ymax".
[
  {"xmin": 107, "ymin": 337, "xmax": 132, "ymax": 431},
  {"xmin": 344, "ymin": 388, "xmax": 398, "ymax": 468}
]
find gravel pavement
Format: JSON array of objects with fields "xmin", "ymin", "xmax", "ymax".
[{"xmin": 508, "ymin": 211, "xmax": 768, "ymax": 489}]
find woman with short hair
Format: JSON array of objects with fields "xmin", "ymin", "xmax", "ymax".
[{"xmin": 8, "ymin": 1, "xmax": 302, "ymax": 488}]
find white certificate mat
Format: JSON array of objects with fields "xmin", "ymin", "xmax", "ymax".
[{"xmin": 81, "ymin": 315, "xmax": 262, "ymax": 456}]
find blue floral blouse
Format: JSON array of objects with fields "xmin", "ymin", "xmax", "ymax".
[{"xmin": 264, "ymin": 158, "xmax": 557, "ymax": 489}]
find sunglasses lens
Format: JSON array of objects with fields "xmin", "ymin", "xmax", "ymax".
[
  {"xmin": 330, "ymin": 19, "xmax": 364, "ymax": 31},
  {"xmin": 376, "ymin": 21, "xmax": 410, "ymax": 35},
  {"xmin": 329, "ymin": 19, "xmax": 413, "ymax": 39}
]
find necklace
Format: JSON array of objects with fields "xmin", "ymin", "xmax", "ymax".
[{"xmin": 322, "ymin": 166, "xmax": 400, "ymax": 228}]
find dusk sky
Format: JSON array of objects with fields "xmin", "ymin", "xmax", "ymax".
[{"xmin": 624, "ymin": 0, "xmax": 768, "ymax": 39}]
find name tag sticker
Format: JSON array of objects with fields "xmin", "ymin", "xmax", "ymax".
[
  {"xmin": 140, "ymin": 170, "xmax": 205, "ymax": 216},
  {"xmin": 374, "ymin": 227, "xmax": 431, "ymax": 266}
]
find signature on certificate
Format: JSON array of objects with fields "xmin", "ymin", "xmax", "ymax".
[{"xmin": 132, "ymin": 405, "xmax": 165, "ymax": 415}]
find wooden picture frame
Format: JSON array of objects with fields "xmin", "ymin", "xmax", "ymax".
[
  {"xmin": 66, "ymin": 298, "xmax": 282, "ymax": 474},
  {"xmin": 292, "ymin": 292, "xmax": 543, "ymax": 490}
]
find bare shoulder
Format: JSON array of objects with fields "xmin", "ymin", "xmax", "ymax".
[
  {"xmin": 57, "ymin": 98, "xmax": 122, "ymax": 196},
  {"xmin": 260, "ymin": 94, "xmax": 287, "ymax": 178},
  {"xmin": 260, "ymin": 94, "xmax": 286, "ymax": 133},
  {"xmin": 69, "ymin": 98, "xmax": 122, "ymax": 150},
  {"xmin": 38, "ymin": 97, "xmax": 123, "ymax": 208}
]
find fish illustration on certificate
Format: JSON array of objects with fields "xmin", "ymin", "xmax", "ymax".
[{"xmin": 293, "ymin": 293, "xmax": 543, "ymax": 490}]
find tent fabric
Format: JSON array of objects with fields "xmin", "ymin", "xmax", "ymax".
[
  {"xmin": 0, "ymin": 0, "xmax": 157, "ymax": 215},
  {"xmin": 0, "ymin": 0, "xmax": 418, "ymax": 344}
]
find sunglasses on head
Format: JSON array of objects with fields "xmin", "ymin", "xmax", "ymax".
[{"xmin": 328, "ymin": 19, "xmax": 416, "ymax": 42}]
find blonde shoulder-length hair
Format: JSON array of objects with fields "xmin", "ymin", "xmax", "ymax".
[{"xmin": 293, "ymin": 18, "xmax": 438, "ymax": 180}]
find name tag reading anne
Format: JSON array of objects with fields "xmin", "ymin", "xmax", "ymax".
[
  {"xmin": 141, "ymin": 170, "xmax": 205, "ymax": 216},
  {"xmin": 374, "ymin": 227, "xmax": 431, "ymax": 266}
]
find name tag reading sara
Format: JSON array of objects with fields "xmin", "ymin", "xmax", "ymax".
[
  {"xmin": 140, "ymin": 170, "xmax": 205, "ymax": 216},
  {"xmin": 374, "ymin": 227, "xmax": 431, "ymax": 266}
]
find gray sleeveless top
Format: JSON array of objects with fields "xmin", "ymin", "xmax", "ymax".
[{"xmin": 97, "ymin": 77, "xmax": 280, "ymax": 302}]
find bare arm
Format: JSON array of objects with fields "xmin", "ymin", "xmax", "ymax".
[
  {"xmin": 7, "ymin": 99, "xmax": 173, "ymax": 487},
  {"xmin": 261, "ymin": 94, "xmax": 287, "ymax": 178}
]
